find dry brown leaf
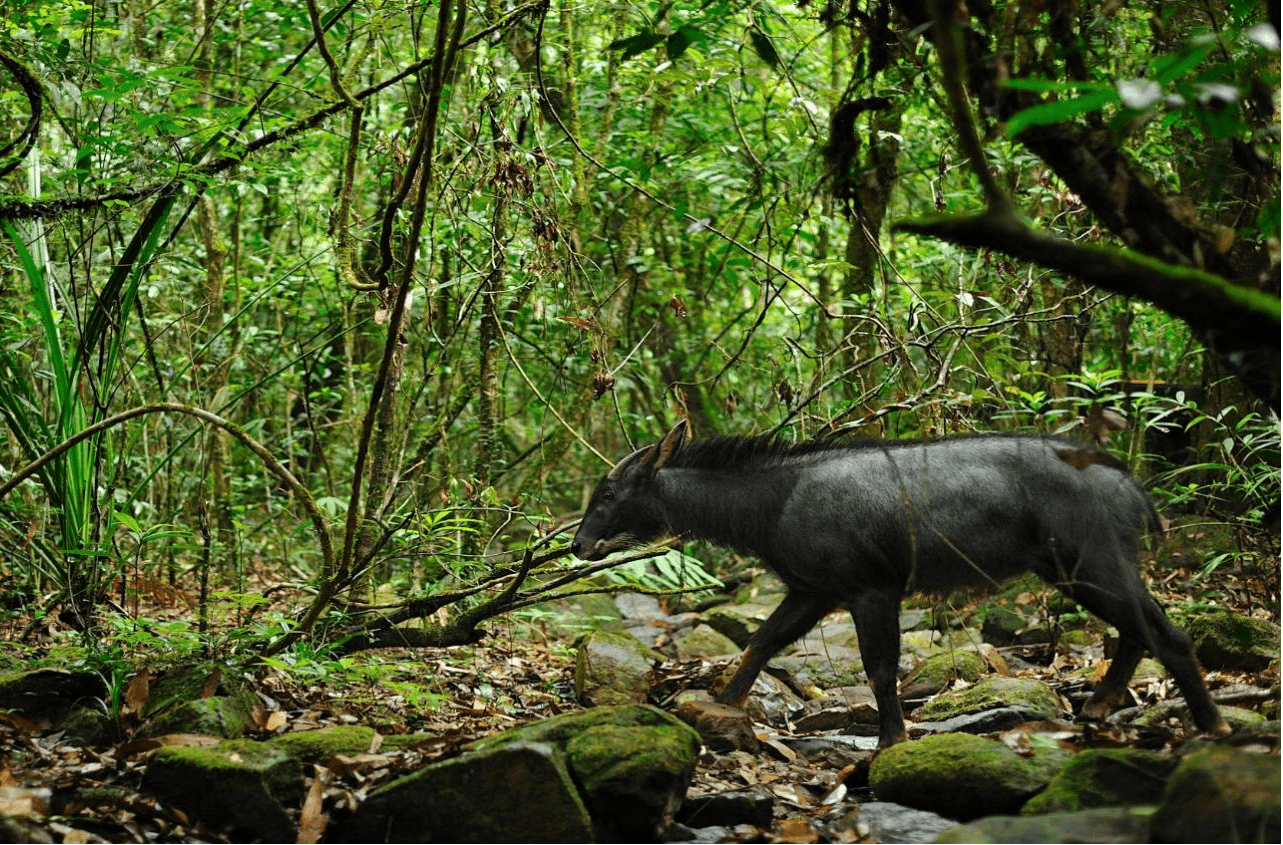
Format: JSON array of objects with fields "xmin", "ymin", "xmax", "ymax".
[
  {"xmin": 122, "ymin": 671, "xmax": 150, "ymax": 719},
  {"xmin": 777, "ymin": 817, "xmax": 818, "ymax": 843},
  {"xmin": 296, "ymin": 767, "xmax": 328, "ymax": 844},
  {"xmin": 0, "ymin": 712, "xmax": 41, "ymax": 735},
  {"xmin": 116, "ymin": 733, "xmax": 223, "ymax": 758},
  {"xmin": 0, "ymin": 786, "xmax": 50, "ymax": 816},
  {"xmin": 198, "ymin": 668, "xmax": 221, "ymax": 699}
]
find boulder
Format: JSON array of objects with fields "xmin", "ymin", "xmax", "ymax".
[
  {"xmin": 869, "ymin": 734, "xmax": 1052, "ymax": 820},
  {"xmin": 676, "ymin": 697, "xmax": 760, "ymax": 752},
  {"xmin": 574, "ymin": 630, "xmax": 661, "ymax": 706},
  {"xmin": 1149, "ymin": 746, "xmax": 1280, "ymax": 843},
  {"xmin": 269, "ymin": 725, "xmax": 378, "ymax": 761},
  {"xmin": 1020, "ymin": 748, "xmax": 1175, "ymax": 814},
  {"xmin": 0, "ymin": 669, "xmax": 105, "ymax": 719},
  {"xmin": 1183, "ymin": 607, "xmax": 1278, "ymax": 672},
  {"xmin": 915, "ymin": 675, "xmax": 1060, "ymax": 724},
  {"xmin": 332, "ymin": 740, "xmax": 593, "ymax": 843},
  {"xmin": 675, "ymin": 624, "xmax": 741, "ymax": 660},
  {"xmin": 901, "ymin": 650, "xmax": 987, "ymax": 699},
  {"xmin": 936, "ymin": 806, "xmax": 1152, "ymax": 843},
  {"xmin": 794, "ymin": 685, "xmax": 879, "ymax": 732},
  {"xmin": 143, "ymin": 738, "xmax": 302, "ymax": 842},
  {"xmin": 475, "ymin": 704, "xmax": 702, "ymax": 841},
  {"xmin": 137, "ymin": 664, "xmax": 257, "ymax": 739}
]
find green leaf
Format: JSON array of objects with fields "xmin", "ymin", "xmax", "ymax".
[
  {"xmin": 749, "ymin": 28, "xmax": 779, "ymax": 68},
  {"xmin": 609, "ymin": 30, "xmax": 665, "ymax": 61},
  {"xmin": 1004, "ymin": 88, "xmax": 1118, "ymax": 136},
  {"xmin": 1001, "ymin": 78, "xmax": 1112, "ymax": 94},
  {"xmin": 1151, "ymin": 42, "xmax": 1214, "ymax": 84},
  {"xmin": 112, "ymin": 510, "xmax": 142, "ymax": 534}
]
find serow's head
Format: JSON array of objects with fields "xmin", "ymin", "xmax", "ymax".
[{"xmin": 570, "ymin": 421, "xmax": 688, "ymax": 561}]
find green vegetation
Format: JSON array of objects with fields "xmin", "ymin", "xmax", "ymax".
[{"xmin": 0, "ymin": 0, "xmax": 1276, "ymax": 667}]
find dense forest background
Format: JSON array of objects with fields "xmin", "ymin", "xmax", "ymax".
[{"xmin": 0, "ymin": 0, "xmax": 1277, "ymax": 662}]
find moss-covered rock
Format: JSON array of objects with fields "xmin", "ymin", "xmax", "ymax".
[
  {"xmin": 869, "ymin": 734, "xmax": 1051, "ymax": 820},
  {"xmin": 143, "ymin": 738, "xmax": 302, "ymax": 841},
  {"xmin": 1150, "ymin": 746, "xmax": 1280, "ymax": 843},
  {"xmin": 917, "ymin": 675, "xmax": 1060, "ymax": 723},
  {"xmin": 1020, "ymin": 748, "xmax": 1176, "ymax": 815},
  {"xmin": 675, "ymin": 624, "xmax": 741, "ymax": 660},
  {"xmin": 333, "ymin": 740, "xmax": 593, "ymax": 843},
  {"xmin": 476, "ymin": 705, "xmax": 701, "ymax": 841},
  {"xmin": 138, "ymin": 664, "xmax": 257, "ymax": 739},
  {"xmin": 269, "ymin": 725, "xmax": 378, "ymax": 761},
  {"xmin": 1183, "ymin": 607, "xmax": 1278, "ymax": 672},
  {"xmin": 901, "ymin": 650, "xmax": 986, "ymax": 698},
  {"xmin": 0, "ymin": 668, "xmax": 104, "ymax": 717},
  {"xmin": 937, "ymin": 806, "xmax": 1153, "ymax": 843}
]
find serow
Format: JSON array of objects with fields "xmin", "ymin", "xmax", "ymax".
[{"xmin": 571, "ymin": 421, "xmax": 1230, "ymax": 747}]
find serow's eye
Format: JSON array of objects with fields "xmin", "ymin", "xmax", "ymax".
[{"xmin": 602, "ymin": 488, "xmax": 616, "ymax": 502}]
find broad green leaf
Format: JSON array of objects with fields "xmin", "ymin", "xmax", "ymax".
[
  {"xmin": 1001, "ymin": 78, "xmax": 1112, "ymax": 94},
  {"xmin": 1151, "ymin": 43, "xmax": 1214, "ymax": 83},
  {"xmin": 1004, "ymin": 88, "xmax": 1117, "ymax": 136}
]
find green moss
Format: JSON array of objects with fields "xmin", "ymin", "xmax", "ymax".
[
  {"xmin": 270, "ymin": 725, "xmax": 378, "ymax": 761},
  {"xmin": 870, "ymin": 734, "xmax": 1050, "ymax": 820},
  {"xmin": 1021, "ymin": 749, "xmax": 1176, "ymax": 815},
  {"xmin": 918, "ymin": 675, "xmax": 1060, "ymax": 721}
]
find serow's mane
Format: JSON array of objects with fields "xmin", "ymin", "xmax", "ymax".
[
  {"xmin": 665, "ymin": 434, "xmax": 865, "ymax": 471},
  {"xmin": 661, "ymin": 431, "xmax": 1033, "ymax": 472}
]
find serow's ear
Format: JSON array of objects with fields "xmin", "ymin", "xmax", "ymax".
[{"xmin": 647, "ymin": 419, "xmax": 690, "ymax": 472}]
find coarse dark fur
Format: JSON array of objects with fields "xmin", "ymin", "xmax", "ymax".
[{"xmin": 572, "ymin": 422, "xmax": 1230, "ymax": 747}]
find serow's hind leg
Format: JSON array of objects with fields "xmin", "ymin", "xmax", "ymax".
[
  {"xmin": 1080, "ymin": 637, "xmax": 1144, "ymax": 723},
  {"xmin": 1063, "ymin": 575, "xmax": 1229, "ymax": 738}
]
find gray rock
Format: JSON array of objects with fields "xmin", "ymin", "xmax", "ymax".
[
  {"xmin": 677, "ymin": 788, "xmax": 775, "ymax": 828},
  {"xmin": 574, "ymin": 629, "xmax": 661, "ymax": 706},
  {"xmin": 824, "ymin": 800, "xmax": 955, "ymax": 844},
  {"xmin": 911, "ymin": 706, "xmax": 1068, "ymax": 738},
  {"xmin": 794, "ymin": 685, "xmax": 879, "ymax": 732},
  {"xmin": 616, "ymin": 591, "xmax": 666, "ymax": 620},
  {"xmin": 869, "ymin": 734, "xmax": 1052, "ymax": 820},
  {"xmin": 935, "ymin": 806, "xmax": 1152, "ymax": 843},
  {"xmin": 1149, "ymin": 746, "xmax": 1281, "ymax": 843}
]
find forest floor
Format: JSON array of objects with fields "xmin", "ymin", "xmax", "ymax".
[{"xmin": 0, "ymin": 518, "xmax": 1277, "ymax": 843}]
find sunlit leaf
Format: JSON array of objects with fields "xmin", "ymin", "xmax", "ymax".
[{"xmin": 1004, "ymin": 88, "xmax": 1117, "ymax": 135}]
